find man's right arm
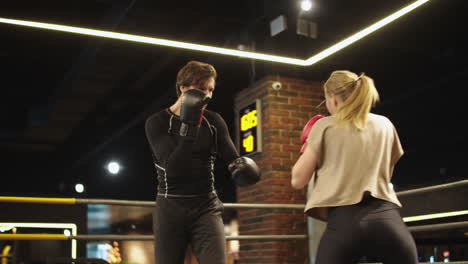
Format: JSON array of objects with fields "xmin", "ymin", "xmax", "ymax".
[
  {"xmin": 144, "ymin": 113, "xmax": 166, "ymax": 163},
  {"xmin": 145, "ymin": 113, "xmax": 195, "ymax": 168}
]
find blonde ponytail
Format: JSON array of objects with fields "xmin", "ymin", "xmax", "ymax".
[{"xmin": 324, "ymin": 71, "xmax": 379, "ymax": 130}]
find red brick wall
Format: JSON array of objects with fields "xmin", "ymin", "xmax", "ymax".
[{"xmin": 233, "ymin": 75, "xmax": 325, "ymax": 263}]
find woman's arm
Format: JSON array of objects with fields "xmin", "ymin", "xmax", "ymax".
[{"xmin": 291, "ymin": 144, "xmax": 319, "ymax": 189}]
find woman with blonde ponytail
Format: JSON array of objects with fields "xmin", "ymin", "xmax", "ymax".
[{"xmin": 291, "ymin": 71, "xmax": 418, "ymax": 264}]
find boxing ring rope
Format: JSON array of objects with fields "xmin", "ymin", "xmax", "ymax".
[
  {"xmin": 0, "ymin": 234, "xmax": 307, "ymax": 241},
  {"xmin": 0, "ymin": 179, "xmax": 467, "ymax": 262},
  {"xmin": 1, "ymin": 220, "xmax": 467, "ymax": 242},
  {"xmin": 396, "ymin": 179, "xmax": 468, "ymax": 197},
  {"xmin": 0, "ymin": 196, "xmax": 305, "ymax": 209},
  {"xmin": 2, "ymin": 179, "xmax": 467, "ymax": 207}
]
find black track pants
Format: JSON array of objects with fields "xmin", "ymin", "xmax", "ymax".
[
  {"xmin": 153, "ymin": 193, "xmax": 226, "ymax": 264},
  {"xmin": 316, "ymin": 197, "xmax": 418, "ymax": 264}
]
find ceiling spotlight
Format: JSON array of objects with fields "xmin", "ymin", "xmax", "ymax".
[
  {"xmin": 75, "ymin": 183, "xmax": 85, "ymax": 193},
  {"xmin": 301, "ymin": 0, "xmax": 313, "ymax": 11},
  {"xmin": 107, "ymin": 161, "xmax": 121, "ymax": 175},
  {"xmin": 237, "ymin": 44, "xmax": 248, "ymax": 51}
]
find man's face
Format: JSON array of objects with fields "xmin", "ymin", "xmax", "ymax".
[{"xmin": 181, "ymin": 77, "xmax": 215, "ymax": 98}]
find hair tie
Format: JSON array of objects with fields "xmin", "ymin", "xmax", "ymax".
[{"xmin": 355, "ymin": 72, "xmax": 365, "ymax": 82}]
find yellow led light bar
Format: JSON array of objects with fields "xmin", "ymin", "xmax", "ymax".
[
  {"xmin": 0, "ymin": 222, "xmax": 77, "ymax": 259},
  {"xmin": 0, "ymin": 196, "xmax": 76, "ymax": 204},
  {"xmin": 0, "ymin": 234, "xmax": 68, "ymax": 240},
  {"xmin": 403, "ymin": 210, "xmax": 468, "ymax": 223},
  {"xmin": 0, "ymin": 0, "xmax": 429, "ymax": 66}
]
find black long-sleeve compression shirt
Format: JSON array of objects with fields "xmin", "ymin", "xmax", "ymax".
[{"xmin": 145, "ymin": 108, "xmax": 239, "ymax": 196}]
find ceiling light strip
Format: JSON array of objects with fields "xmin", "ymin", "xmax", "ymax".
[
  {"xmin": 304, "ymin": 0, "xmax": 430, "ymax": 65},
  {"xmin": 0, "ymin": 0, "xmax": 429, "ymax": 67},
  {"xmin": 0, "ymin": 17, "xmax": 305, "ymax": 66}
]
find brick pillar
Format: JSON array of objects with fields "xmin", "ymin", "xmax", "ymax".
[{"xmin": 233, "ymin": 75, "xmax": 325, "ymax": 263}]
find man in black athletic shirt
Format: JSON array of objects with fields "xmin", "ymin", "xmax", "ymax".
[{"xmin": 145, "ymin": 61, "xmax": 260, "ymax": 263}]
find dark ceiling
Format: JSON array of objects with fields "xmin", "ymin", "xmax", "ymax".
[{"xmin": 1, "ymin": 0, "xmax": 467, "ymax": 201}]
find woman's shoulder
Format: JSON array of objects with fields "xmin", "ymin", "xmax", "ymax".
[
  {"xmin": 368, "ymin": 113, "xmax": 390, "ymax": 121},
  {"xmin": 315, "ymin": 115, "xmax": 335, "ymax": 127},
  {"xmin": 368, "ymin": 113, "xmax": 394, "ymax": 128}
]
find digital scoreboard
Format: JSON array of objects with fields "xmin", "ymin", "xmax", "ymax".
[{"xmin": 238, "ymin": 100, "xmax": 262, "ymax": 156}]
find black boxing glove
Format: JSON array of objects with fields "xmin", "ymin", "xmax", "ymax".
[
  {"xmin": 179, "ymin": 89, "xmax": 211, "ymax": 138},
  {"xmin": 228, "ymin": 157, "xmax": 261, "ymax": 187}
]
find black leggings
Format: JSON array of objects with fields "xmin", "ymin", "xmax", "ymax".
[
  {"xmin": 153, "ymin": 193, "xmax": 226, "ymax": 264},
  {"xmin": 316, "ymin": 197, "xmax": 418, "ymax": 264}
]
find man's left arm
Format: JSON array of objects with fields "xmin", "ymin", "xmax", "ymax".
[{"xmin": 212, "ymin": 112, "xmax": 261, "ymax": 187}]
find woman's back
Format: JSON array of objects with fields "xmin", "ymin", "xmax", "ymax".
[
  {"xmin": 292, "ymin": 70, "xmax": 418, "ymax": 264},
  {"xmin": 305, "ymin": 113, "xmax": 403, "ymax": 221}
]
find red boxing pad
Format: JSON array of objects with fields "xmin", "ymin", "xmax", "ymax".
[{"xmin": 300, "ymin": 115, "xmax": 325, "ymax": 154}]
